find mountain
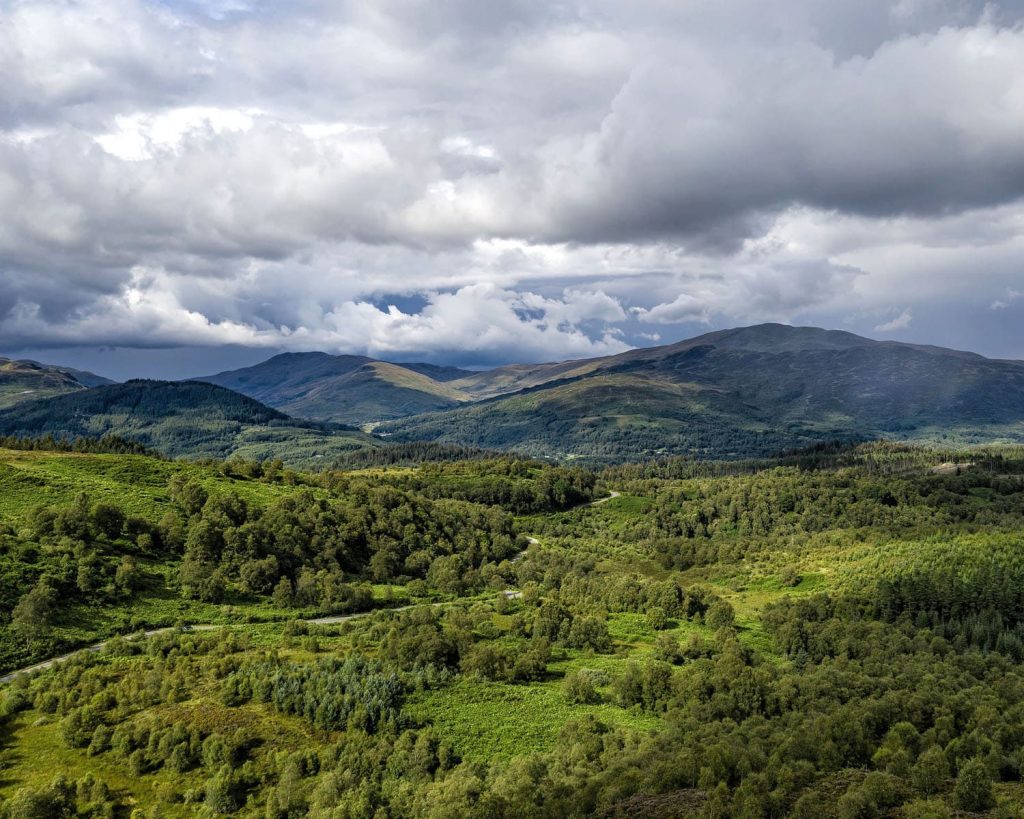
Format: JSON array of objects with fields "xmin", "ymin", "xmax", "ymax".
[
  {"xmin": 0, "ymin": 380, "xmax": 377, "ymax": 466},
  {"xmin": 0, "ymin": 357, "xmax": 115, "ymax": 409},
  {"xmin": 196, "ymin": 352, "xmax": 475, "ymax": 426},
  {"xmin": 51, "ymin": 365, "xmax": 115, "ymax": 388},
  {"xmin": 376, "ymin": 324, "xmax": 1024, "ymax": 460},
  {"xmin": 185, "ymin": 325, "xmax": 1024, "ymax": 461}
]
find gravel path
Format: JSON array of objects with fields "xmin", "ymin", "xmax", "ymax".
[{"xmin": 0, "ymin": 491, "xmax": 620, "ymax": 684}]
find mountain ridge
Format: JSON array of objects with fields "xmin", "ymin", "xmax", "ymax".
[
  {"xmin": 376, "ymin": 324, "xmax": 1024, "ymax": 460},
  {"xmin": 193, "ymin": 324, "xmax": 1023, "ymax": 429},
  {"xmin": 5, "ymin": 324, "xmax": 1022, "ymax": 463},
  {"xmin": 195, "ymin": 352, "xmax": 476, "ymax": 425}
]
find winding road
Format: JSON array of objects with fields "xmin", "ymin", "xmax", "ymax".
[{"xmin": 0, "ymin": 491, "xmax": 622, "ymax": 685}]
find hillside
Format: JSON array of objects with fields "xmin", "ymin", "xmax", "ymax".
[
  {"xmin": 197, "ymin": 352, "xmax": 474, "ymax": 425},
  {"xmin": 378, "ymin": 324, "xmax": 1024, "ymax": 460},
  {"xmin": 3, "ymin": 443, "xmax": 1024, "ymax": 816},
  {"xmin": 0, "ymin": 445, "xmax": 590, "ymax": 673},
  {"xmin": 0, "ymin": 358, "xmax": 113, "ymax": 409},
  {"xmin": 377, "ymin": 372, "xmax": 823, "ymax": 460},
  {"xmin": 0, "ymin": 380, "xmax": 377, "ymax": 465}
]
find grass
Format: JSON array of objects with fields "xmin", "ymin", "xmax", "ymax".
[
  {"xmin": 0, "ymin": 698, "xmax": 330, "ymax": 814},
  {"xmin": 0, "ymin": 449, "xmax": 306, "ymax": 524},
  {"xmin": 405, "ymin": 677, "xmax": 660, "ymax": 763},
  {"xmin": 0, "ymin": 712, "xmax": 201, "ymax": 815}
]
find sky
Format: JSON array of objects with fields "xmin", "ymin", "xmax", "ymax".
[{"xmin": 1, "ymin": 0, "xmax": 1023, "ymax": 380}]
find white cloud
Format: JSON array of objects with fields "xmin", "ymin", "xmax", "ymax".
[
  {"xmin": 1, "ymin": 270, "xmax": 630, "ymax": 364},
  {"xmin": 991, "ymin": 288, "xmax": 1022, "ymax": 310},
  {"xmin": 874, "ymin": 309, "xmax": 913, "ymax": 332}
]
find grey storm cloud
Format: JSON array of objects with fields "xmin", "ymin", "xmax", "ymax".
[{"xmin": 1, "ymin": 0, "xmax": 1023, "ymax": 373}]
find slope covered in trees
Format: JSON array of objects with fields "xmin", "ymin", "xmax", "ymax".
[
  {"xmin": 2, "ymin": 443, "xmax": 1024, "ymax": 816},
  {"xmin": 0, "ymin": 446, "xmax": 594, "ymax": 673},
  {"xmin": 0, "ymin": 381, "xmax": 378, "ymax": 467}
]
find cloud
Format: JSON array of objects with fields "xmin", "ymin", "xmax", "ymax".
[
  {"xmin": 874, "ymin": 309, "xmax": 913, "ymax": 332},
  {"xmin": 0, "ymin": 0, "xmax": 1023, "ymax": 367},
  {"xmin": 992, "ymin": 289, "xmax": 1022, "ymax": 310},
  {"xmin": 1, "ymin": 269, "xmax": 629, "ymax": 365},
  {"xmin": 635, "ymin": 294, "xmax": 711, "ymax": 326}
]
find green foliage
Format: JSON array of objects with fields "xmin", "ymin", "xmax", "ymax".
[
  {"xmin": 2, "ymin": 443, "xmax": 1024, "ymax": 817},
  {"xmin": 0, "ymin": 447, "xmax": 583, "ymax": 673},
  {"xmin": 954, "ymin": 758, "xmax": 995, "ymax": 811},
  {"xmin": 0, "ymin": 776, "xmax": 76, "ymax": 818},
  {"xmin": 562, "ymin": 669, "xmax": 602, "ymax": 704},
  {"xmin": 10, "ymin": 581, "xmax": 58, "ymax": 641},
  {"xmin": 0, "ymin": 382, "xmax": 377, "ymax": 467},
  {"xmin": 353, "ymin": 457, "xmax": 598, "ymax": 513},
  {"xmin": 228, "ymin": 655, "xmax": 405, "ymax": 732}
]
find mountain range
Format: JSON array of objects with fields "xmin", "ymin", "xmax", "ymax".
[
  {"xmin": 194, "ymin": 324, "xmax": 1024, "ymax": 459},
  {"xmin": 2, "ymin": 324, "xmax": 1023, "ymax": 462}
]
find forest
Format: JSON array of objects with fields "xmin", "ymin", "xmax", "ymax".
[{"xmin": 1, "ymin": 441, "xmax": 1024, "ymax": 817}]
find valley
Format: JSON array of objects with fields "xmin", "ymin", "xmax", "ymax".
[
  {"xmin": 5, "ymin": 1, "xmax": 1022, "ymax": 815},
  {"xmin": 2, "ymin": 326, "xmax": 1024, "ymax": 817}
]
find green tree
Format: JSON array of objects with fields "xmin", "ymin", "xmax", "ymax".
[
  {"xmin": 706, "ymin": 599, "xmax": 736, "ymax": 629},
  {"xmin": 168, "ymin": 477, "xmax": 208, "ymax": 517},
  {"xmin": 76, "ymin": 552, "xmax": 103, "ymax": 594},
  {"xmin": 3, "ymin": 777, "xmax": 75, "ymax": 818},
  {"xmin": 91, "ymin": 503, "xmax": 125, "ymax": 540},
  {"xmin": 11, "ymin": 581, "xmax": 58, "ymax": 640},
  {"xmin": 272, "ymin": 576, "xmax": 294, "ymax": 608},
  {"xmin": 114, "ymin": 556, "xmax": 143, "ymax": 595},
  {"xmin": 954, "ymin": 758, "xmax": 994, "ymax": 812},
  {"xmin": 911, "ymin": 745, "xmax": 949, "ymax": 796},
  {"xmin": 563, "ymin": 670, "xmax": 601, "ymax": 704}
]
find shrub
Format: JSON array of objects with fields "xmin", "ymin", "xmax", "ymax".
[
  {"xmin": 954, "ymin": 758, "xmax": 994, "ymax": 812},
  {"xmin": 563, "ymin": 670, "xmax": 602, "ymax": 704}
]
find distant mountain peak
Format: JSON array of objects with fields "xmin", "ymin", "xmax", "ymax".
[{"xmin": 0, "ymin": 356, "xmax": 111, "ymax": 409}]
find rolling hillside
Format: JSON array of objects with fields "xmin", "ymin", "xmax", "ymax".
[
  {"xmin": 0, "ymin": 380, "xmax": 377, "ymax": 466},
  {"xmin": 378, "ymin": 324, "xmax": 1024, "ymax": 460}
]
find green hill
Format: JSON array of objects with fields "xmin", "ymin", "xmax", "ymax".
[
  {"xmin": 0, "ymin": 444, "xmax": 589, "ymax": 673},
  {"xmin": 197, "ymin": 352, "xmax": 474, "ymax": 426},
  {"xmin": 186, "ymin": 325, "xmax": 1024, "ymax": 460},
  {"xmin": 378, "ymin": 324, "xmax": 1024, "ymax": 460},
  {"xmin": 377, "ymin": 372, "xmax": 819, "ymax": 460},
  {"xmin": 0, "ymin": 358, "xmax": 113, "ymax": 409},
  {"xmin": 0, "ymin": 380, "xmax": 377, "ymax": 466}
]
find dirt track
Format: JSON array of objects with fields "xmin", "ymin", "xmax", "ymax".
[{"xmin": 0, "ymin": 491, "xmax": 621, "ymax": 684}]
